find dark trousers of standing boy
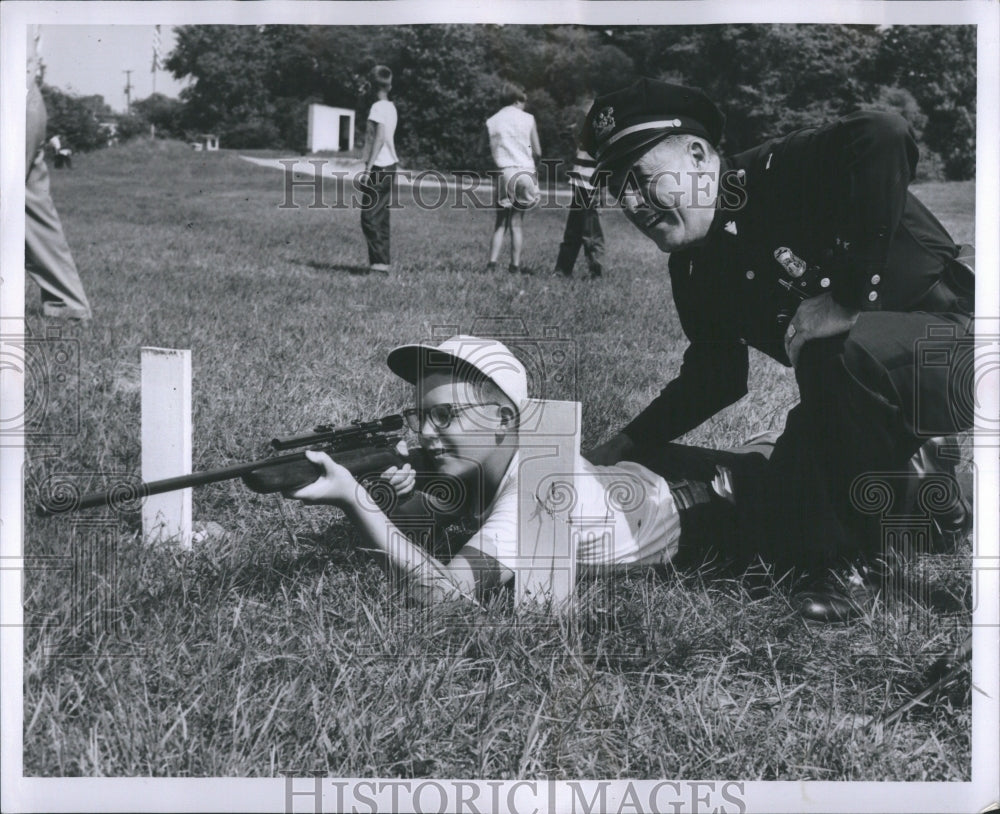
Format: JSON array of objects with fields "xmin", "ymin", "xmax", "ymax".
[
  {"xmin": 555, "ymin": 186, "xmax": 604, "ymax": 277},
  {"xmin": 360, "ymin": 164, "xmax": 397, "ymax": 268}
]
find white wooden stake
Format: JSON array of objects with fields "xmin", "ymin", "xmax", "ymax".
[{"xmin": 141, "ymin": 347, "xmax": 192, "ymax": 548}]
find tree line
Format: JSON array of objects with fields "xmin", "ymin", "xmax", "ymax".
[{"xmin": 44, "ymin": 24, "xmax": 976, "ymax": 180}]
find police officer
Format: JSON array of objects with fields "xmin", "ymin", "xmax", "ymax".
[{"xmin": 582, "ymin": 79, "xmax": 975, "ymax": 621}]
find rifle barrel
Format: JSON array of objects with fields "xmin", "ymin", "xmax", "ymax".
[{"xmin": 37, "ymin": 450, "xmax": 311, "ymax": 516}]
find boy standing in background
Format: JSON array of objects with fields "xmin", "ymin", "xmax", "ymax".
[
  {"xmin": 359, "ymin": 65, "xmax": 399, "ymax": 273},
  {"xmin": 484, "ymin": 83, "xmax": 541, "ymax": 275}
]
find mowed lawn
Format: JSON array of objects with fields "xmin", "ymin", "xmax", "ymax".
[{"xmin": 22, "ymin": 140, "xmax": 974, "ymax": 779}]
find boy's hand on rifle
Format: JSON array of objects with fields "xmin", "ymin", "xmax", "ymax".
[
  {"xmin": 284, "ymin": 450, "xmax": 359, "ymax": 507},
  {"xmin": 381, "ymin": 463, "xmax": 416, "ymax": 497}
]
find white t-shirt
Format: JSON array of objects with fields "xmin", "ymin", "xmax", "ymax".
[
  {"xmin": 486, "ymin": 105, "xmax": 536, "ymax": 170},
  {"xmin": 367, "ymin": 99, "xmax": 399, "ymax": 167},
  {"xmin": 463, "ymin": 452, "xmax": 682, "ymax": 575}
]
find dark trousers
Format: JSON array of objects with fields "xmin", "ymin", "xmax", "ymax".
[
  {"xmin": 736, "ymin": 308, "xmax": 974, "ymax": 571},
  {"xmin": 360, "ymin": 164, "xmax": 396, "ymax": 266},
  {"xmin": 625, "ymin": 435, "xmax": 776, "ymax": 567},
  {"xmin": 555, "ymin": 186, "xmax": 604, "ymax": 274}
]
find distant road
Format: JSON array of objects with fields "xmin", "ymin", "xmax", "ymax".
[{"xmin": 239, "ymin": 155, "xmax": 574, "ymax": 206}]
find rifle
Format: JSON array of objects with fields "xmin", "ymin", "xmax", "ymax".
[{"xmin": 36, "ymin": 414, "xmax": 430, "ymax": 516}]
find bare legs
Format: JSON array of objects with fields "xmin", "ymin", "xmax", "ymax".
[{"xmin": 487, "ymin": 207, "xmax": 525, "ymax": 270}]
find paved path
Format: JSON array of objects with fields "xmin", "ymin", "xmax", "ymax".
[{"xmin": 239, "ymin": 154, "xmax": 574, "ymax": 205}]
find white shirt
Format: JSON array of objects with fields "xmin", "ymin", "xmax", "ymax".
[
  {"xmin": 486, "ymin": 105, "xmax": 536, "ymax": 170},
  {"xmin": 367, "ymin": 99, "xmax": 399, "ymax": 167},
  {"xmin": 465, "ymin": 452, "xmax": 682, "ymax": 574}
]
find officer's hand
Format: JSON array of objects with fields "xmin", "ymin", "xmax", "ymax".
[
  {"xmin": 785, "ymin": 293, "xmax": 860, "ymax": 367},
  {"xmin": 284, "ymin": 450, "xmax": 359, "ymax": 507},
  {"xmin": 583, "ymin": 432, "xmax": 635, "ymax": 466}
]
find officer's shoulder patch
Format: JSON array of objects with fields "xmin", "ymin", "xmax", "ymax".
[{"xmin": 593, "ymin": 107, "xmax": 616, "ymax": 139}]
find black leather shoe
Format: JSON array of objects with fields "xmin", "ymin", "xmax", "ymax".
[
  {"xmin": 797, "ymin": 568, "xmax": 877, "ymax": 623},
  {"xmin": 910, "ymin": 437, "xmax": 973, "ymax": 551},
  {"xmin": 931, "ymin": 493, "xmax": 972, "ymax": 552}
]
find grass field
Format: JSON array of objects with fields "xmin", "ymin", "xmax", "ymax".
[{"xmin": 21, "ymin": 139, "xmax": 974, "ymax": 779}]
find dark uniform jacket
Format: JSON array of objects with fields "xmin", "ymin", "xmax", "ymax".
[{"xmin": 624, "ymin": 111, "xmax": 972, "ymax": 448}]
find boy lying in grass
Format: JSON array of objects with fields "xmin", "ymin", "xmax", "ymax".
[{"xmin": 286, "ymin": 335, "xmax": 767, "ymax": 606}]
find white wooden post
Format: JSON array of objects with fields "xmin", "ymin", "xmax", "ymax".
[
  {"xmin": 515, "ymin": 399, "xmax": 581, "ymax": 605},
  {"xmin": 141, "ymin": 347, "xmax": 192, "ymax": 548}
]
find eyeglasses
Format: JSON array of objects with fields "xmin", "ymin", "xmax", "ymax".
[{"xmin": 402, "ymin": 403, "xmax": 498, "ymax": 432}]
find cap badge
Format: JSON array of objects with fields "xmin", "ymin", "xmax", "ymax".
[
  {"xmin": 593, "ymin": 107, "xmax": 616, "ymax": 139},
  {"xmin": 774, "ymin": 246, "xmax": 807, "ymax": 278}
]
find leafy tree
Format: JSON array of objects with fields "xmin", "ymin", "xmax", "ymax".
[
  {"xmin": 132, "ymin": 93, "xmax": 186, "ymax": 138},
  {"xmin": 39, "ymin": 85, "xmax": 108, "ymax": 151},
  {"xmin": 115, "ymin": 113, "xmax": 150, "ymax": 143},
  {"xmin": 875, "ymin": 25, "xmax": 975, "ymax": 179},
  {"xmin": 615, "ymin": 25, "xmax": 882, "ymax": 151},
  {"xmin": 160, "ymin": 23, "xmax": 974, "ymax": 177},
  {"xmin": 166, "ymin": 25, "xmax": 281, "ymax": 147},
  {"xmin": 388, "ymin": 25, "xmax": 504, "ymax": 170}
]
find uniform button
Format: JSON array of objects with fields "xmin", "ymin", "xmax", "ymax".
[
  {"xmin": 746, "ymin": 270, "xmax": 755, "ymax": 280},
  {"xmin": 870, "ymin": 274, "xmax": 881, "ymax": 285},
  {"xmin": 868, "ymin": 291, "xmax": 878, "ymax": 302},
  {"xmin": 820, "ymin": 277, "xmax": 830, "ymax": 288}
]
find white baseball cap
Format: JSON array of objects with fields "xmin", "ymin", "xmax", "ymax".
[{"xmin": 387, "ymin": 335, "xmax": 529, "ymax": 412}]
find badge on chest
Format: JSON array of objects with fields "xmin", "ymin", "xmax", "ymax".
[{"xmin": 771, "ymin": 246, "xmax": 832, "ymax": 330}]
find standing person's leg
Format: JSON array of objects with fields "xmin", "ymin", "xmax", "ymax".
[
  {"xmin": 373, "ymin": 167, "xmax": 394, "ymax": 269},
  {"xmin": 25, "ymin": 152, "xmax": 92, "ymax": 320},
  {"xmin": 581, "ymin": 189, "xmax": 605, "ymax": 278},
  {"xmin": 361, "ymin": 167, "xmax": 392, "ymax": 269},
  {"xmin": 554, "ymin": 187, "xmax": 585, "ymax": 276},
  {"xmin": 509, "ymin": 210, "xmax": 524, "ymax": 270},
  {"xmin": 377, "ymin": 167, "xmax": 394, "ymax": 268},
  {"xmin": 360, "ymin": 172, "xmax": 379, "ymax": 265},
  {"xmin": 487, "ymin": 208, "xmax": 509, "ymax": 270}
]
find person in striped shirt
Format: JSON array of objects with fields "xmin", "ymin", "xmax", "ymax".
[{"xmin": 555, "ymin": 96, "xmax": 605, "ymax": 279}]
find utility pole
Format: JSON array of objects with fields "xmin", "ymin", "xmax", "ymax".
[{"xmin": 123, "ymin": 70, "xmax": 133, "ymax": 114}]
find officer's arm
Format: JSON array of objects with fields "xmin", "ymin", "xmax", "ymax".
[
  {"xmin": 622, "ymin": 339, "xmax": 749, "ymax": 449},
  {"xmin": 625, "ymin": 251, "xmax": 749, "ymax": 447},
  {"xmin": 828, "ymin": 110, "xmax": 918, "ymax": 311},
  {"xmin": 584, "ymin": 252, "xmax": 749, "ymax": 465}
]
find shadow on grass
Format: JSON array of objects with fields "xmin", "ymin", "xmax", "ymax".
[{"xmin": 297, "ymin": 259, "xmax": 375, "ymax": 276}]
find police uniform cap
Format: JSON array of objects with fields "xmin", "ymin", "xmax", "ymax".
[{"xmin": 583, "ymin": 78, "xmax": 725, "ymax": 175}]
